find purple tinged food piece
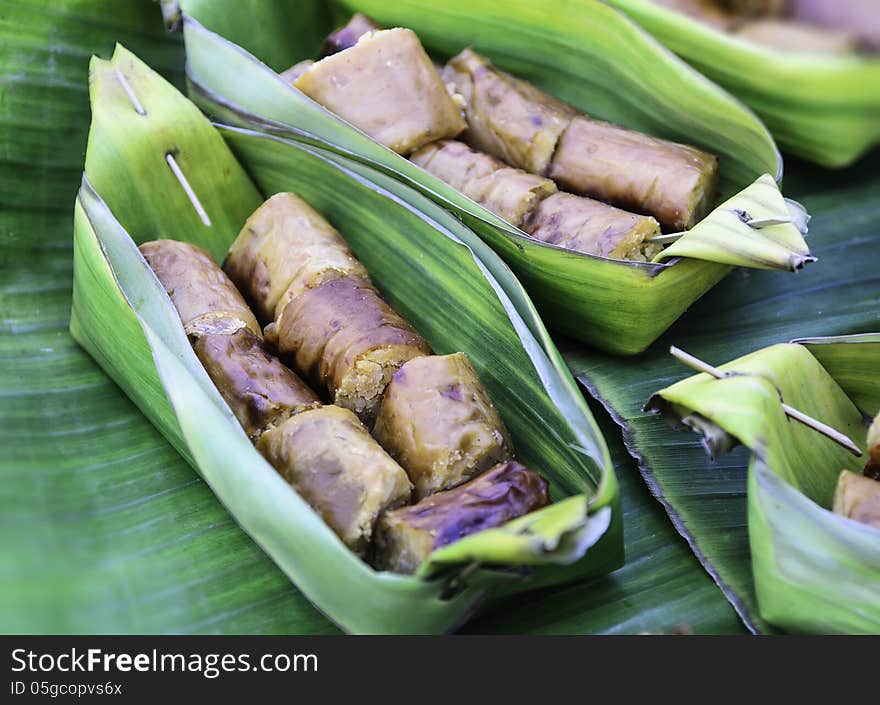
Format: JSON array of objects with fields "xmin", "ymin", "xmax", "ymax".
[
  {"xmin": 523, "ymin": 192, "xmax": 662, "ymax": 261},
  {"xmin": 549, "ymin": 116, "xmax": 718, "ymax": 232},
  {"xmin": 373, "ymin": 460, "xmax": 549, "ymax": 574},
  {"xmin": 295, "ymin": 28, "xmax": 466, "ymax": 155},
  {"xmin": 319, "ymin": 12, "xmax": 381, "ymax": 57},
  {"xmin": 275, "ymin": 276, "xmax": 431, "ymax": 427},
  {"xmin": 410, "ymin": 139, "xmax": 557, "ymax": 228},
  {"xmin": 224, "ymin": 192, "xmax": 370, "ymax": 325},
  {"xmin": 373, "ymin": 353, "xmax": 513, "ymax": 499},
  {"xmin": 193, "ymin": 328, "xmax": 320, "ymax": 440},
  {"xmin": 441, "ymin": 48, "xmax": 576, "ymax": 175},
  {"xmin": 140, "ymin": 239, "xmax": 261, "ymax": 338},
  {"xmin": 258, "ymin": 405, "xmax": 413, "ymax": 554}
]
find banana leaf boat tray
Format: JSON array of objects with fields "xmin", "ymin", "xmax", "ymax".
[{"xmin": 72, "ymin": 46, "xmax": 622, "ymax": 634}]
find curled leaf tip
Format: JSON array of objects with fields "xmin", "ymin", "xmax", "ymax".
[
  {"xmin": 784, "ymin": 198, "xmax": 811, "ymax": 235},
  {"xmin": 792, "ymin": 254, "xmax": 818, "ymax": 271},
  {"xmin": 652, "ymin": 175, "xmax": 813, "ymax": 271}
]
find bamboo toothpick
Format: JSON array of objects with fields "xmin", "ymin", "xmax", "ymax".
[
  {"xmin": 744, "ymin": 216, "xmax": 796, "ymax": 228},
  {"xmin": 113, "ymin": 68, "xmax": 146, "ymax": 116},
  {"xmin": 645, "ymin": 232, "xmax": 684, "ymax": 244},
  {"xmin": 669, "ymin": 346, "xmax": 862, "ymax": 457},
  {"xmin": 165, "ymin": 153, "xmax": 212, "ymax": 227},
  {"xmin": 735, "ymin": 209, "xmax": 798, "ymax": 230}
]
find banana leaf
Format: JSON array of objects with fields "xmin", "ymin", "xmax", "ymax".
[
  {"xmin": 795, "ymin": 334, "xmax": 880, "ymax": 414},
  {"xmin": 72, "ymin": 45, "xmax": 623, "ymax": 633},
  {"xmin": 3, "ymin": 0, "xmax": 749, "ymax": 636},
  {"xmin": 646, "ymin": 338, "xmax": 880, "ymax": 634},
  {"xmin": 605, "ymin": 0, "xmax": 880, "ymax": 168},
  {"xmin": 563, "ymin": 159, "xmax": 880, "ymax": 633},
  {"xmin": 177, "ymin": 0, "xmax": 811, "ymax": 355},
  {"xmin": 5, "ymin": 0, "xmax": 874, "ymax": 636}
]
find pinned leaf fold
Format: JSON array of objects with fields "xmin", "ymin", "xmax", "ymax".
[
  {"xmin": 654, "ymin": 174, "xmax": 814, "ymax": 271},
  {"xmin": 647, "ymin": 338, "xmax": 880, "ymax": 634}
]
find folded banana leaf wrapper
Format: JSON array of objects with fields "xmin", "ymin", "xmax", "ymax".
[
  {"xmin": 71, "ymin": 45, "xmax": 621, "ymax": 634},
  {"xmin": 646, "ymin": 334, "xmax": 880, "ymax": 633},
  {"xmin": 175, "ymin": 0, "xmax": 812, "ymax": 355},
  {"xmin": 605, "ymin": 0, "xmax": 880, "ymax": 168}
]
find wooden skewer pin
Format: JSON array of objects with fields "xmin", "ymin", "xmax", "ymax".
[
  {"xmin": 669, "ymin": 346, "xmax": 862, "ymax": 457},
  {"xmin": 645, "ymin": 232, "xmax": 683, "ymax": 244}
]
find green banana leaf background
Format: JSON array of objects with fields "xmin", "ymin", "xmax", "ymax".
[{"xmin": 1, "ymin": 0, "xmax": 878, "ymax": 634}]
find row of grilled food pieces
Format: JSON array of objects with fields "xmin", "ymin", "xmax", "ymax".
[
  {"xmin": 280, "ymin": 14, "xmax": 720, "ymax": 262},
  {"xmin": 141, "ymin": 192, "xmax": 551, "ymax": 574},
  {"xmin": 653, "ymin": 0, "xmax": 880, "ymax": 54}
]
